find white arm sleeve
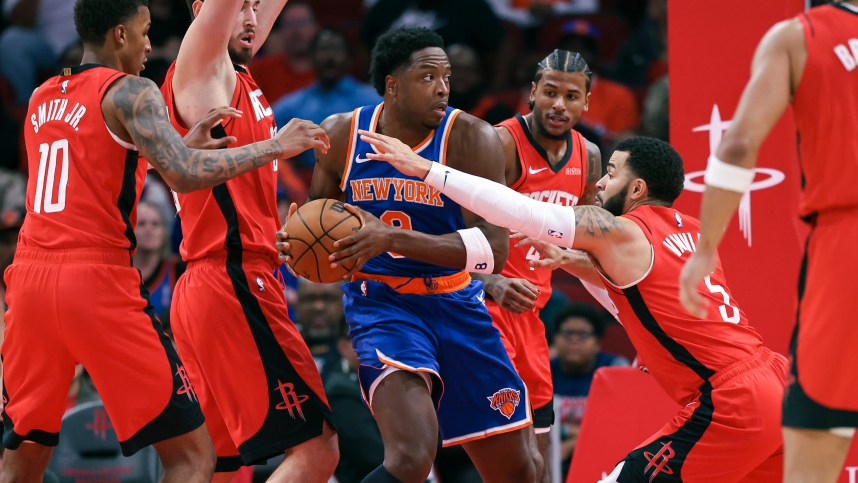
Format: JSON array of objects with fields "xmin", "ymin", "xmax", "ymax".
[{"xmin": 424, "ymin": 162, "xmax": 577, "ymax": 248}]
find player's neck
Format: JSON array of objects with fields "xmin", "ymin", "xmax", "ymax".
[
  {"xmin": 377, "ymin": 106, "xmax": 433, "ymax": 149},
  {"xmin": 80, "ymin": 48, "xmax": 120, "ymax": 71},
  {"xmin": 523, "ymin": 113, "xmax": 568, "ymax": 161}
]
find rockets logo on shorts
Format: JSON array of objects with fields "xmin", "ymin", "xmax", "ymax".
[{"xmin": 487, "ymin": 388, "xmax": 521, "ymax": 419}]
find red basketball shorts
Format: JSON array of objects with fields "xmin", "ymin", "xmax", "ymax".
[
  {"xmin": 2, "ymin": 248, "xmax": 203, "ymax": 455},
  {"xmin": 170, "ymin": 254, "xmax": 332, "ymax": 472},
  {"xmin": 607, "ymin": 347, "xmax": 788, "ymax": 482},
  {"xmin": 486, "ymin": 299, "xmax": 553, "ymax": 429},
  {"xmin": 784, "ymin": 209, "xmax": 858, "ymax": 429}
]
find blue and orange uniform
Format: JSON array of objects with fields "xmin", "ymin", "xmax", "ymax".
[
  {"xmin": 3, "ymin": 65, "xmax": 203, "ymax": 455},
  {"xmin": 340, "ymin": 103, "xmax": 531, "ymax": 445}
]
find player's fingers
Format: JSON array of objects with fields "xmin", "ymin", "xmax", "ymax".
[
  {"xmin": 342, "ymin": 204, "xmax": 366, "ymax": 227},
  {"xmin": 288, "ymin": 202, "xmax": 298, "ymax": 218},
  {"xmin": 199, "ymin": 106, "xmax": 243, "ymax": 127}
]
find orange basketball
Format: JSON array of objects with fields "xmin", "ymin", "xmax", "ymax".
[
  {"xmin": 284, "ymin": 199, "xmax": 363, "ymax": 283},
  {"xmin": 500, "ymin": 401, "xmax": 516, "ymax": 418}
]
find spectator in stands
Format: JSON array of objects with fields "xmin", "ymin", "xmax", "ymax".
[
  {"xmin": 324, "ymin": 316, "xmax": 384, "ymax": 482},
  {"xmin": 141, "ymin": 0, "xmax": 189, "ymax": 85},
  {"xmin": 0, "ymin": 168, "xmax": 25, "ymax": 302},
  {"xmin": 296, "ymin": 279, "xmax": 346, "ymax": 381},
  {"xmin": 558, "ymin": 20, "xmax": 639, "ymax": 142},
  {"xmin": 249, "ymin": 1, "xmax": 319, "ymax": 104},
  {"xmin": 487, "ymin": 0, "xmax": 599, "ymax": 29},
  {"xmin": 273, "ymin": 29, "xmax": 380, "ymax": 167},
  {"xmin": 639, "ymin": 74, "xmax": 668, "ymax": 141},
  {"xmin": 551, "ymin": 303, "xmax": 629, "ymax": 476},
  {"xmin": 133, "ymin": 201, "xmax": 184, "ymax": 322},
  {"xmin": 607, "ymin": 0, "xmax": 667, "ymax": 89},
  {"xmin": 0, "ymin": 0, "xmax": 78, "ymax": 106},
  {"xmin": 360, "ymin": 0, "xmax": 509, "ymax": 88},
  {"xmin": 447, "ymin": 43, "xmax": 514, "ymax": 125}
]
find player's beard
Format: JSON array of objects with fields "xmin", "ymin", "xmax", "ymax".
[
  {"xmin": 601, "ymin": 184, "xmax": 629, "ymax": 216},
  {"xmin": 228, "ymin": 44, "xmax": 253, "ymax": 66}
]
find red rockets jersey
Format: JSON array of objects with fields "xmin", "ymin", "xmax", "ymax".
[
  {"xmin": 794, "ymin": 3, "xmax": 858, "ymax": 218},
  {"xmin": 19, "ymin": 65, "xmax": 147, "ymax": 251},
  {"xmin": 496, "ymin": 114, "xmax": 588, "ymax": 308},
  {"xmin": 599, "ymin": 205, "xmax": 764, "ymax": 404},
  {"xmin": 162, "ymin": 62, "xmax": 280, "ymax": 263}
]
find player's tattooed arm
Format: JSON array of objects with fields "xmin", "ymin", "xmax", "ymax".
[
  {"xmin": 580, "ymin": 140, "xmax": 602, "ymax": 206},
  {"xmin": 106, "ymin": 76, "xmax": 328, "ymax": 193},
  {"xmin": 572, "ymin": 205, "xmax": 625, "ymax": 241}
]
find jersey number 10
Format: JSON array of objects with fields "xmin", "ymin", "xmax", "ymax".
[{"xmin": 33, "ymin": 139, "xmax": 70, "ymax": 213}]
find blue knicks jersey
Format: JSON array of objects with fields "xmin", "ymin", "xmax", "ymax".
[{"xmin": 341, "ymin": 103, "xmax": 464, "ymax": 277}]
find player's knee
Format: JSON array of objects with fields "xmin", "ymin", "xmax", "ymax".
[
  {"xmin": 158, "ymin": 430, "xmax": 216, "ymax": 478},
  {"xmin": 384, "ymin": 441, "xmax": 436, "ymax": 481}
]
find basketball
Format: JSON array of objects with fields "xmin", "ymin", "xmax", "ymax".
[{"xmin": 284, "ymin": 199, "xmax": 363, "ymax": 283}]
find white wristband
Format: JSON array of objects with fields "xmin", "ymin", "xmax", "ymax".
[
  {"xmin": 458, "ymin": 227, "xmax": 494, "ymax": 274},
  {"xmin": 703, "ymin": 155, "xmax": 755, "ymax": 193}
]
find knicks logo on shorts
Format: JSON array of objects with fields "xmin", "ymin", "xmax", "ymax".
[{"xmin": 487, "ymin": 388, "xmax": 521, "ymax": 419}]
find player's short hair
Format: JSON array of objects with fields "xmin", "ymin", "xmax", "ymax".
[
  {"xmin": 553, "ymin": 303, "xmax": 607, "ymax": 339},
  {"xmin": 533, "ymin": 49, "xmax": 592, "ymax": 92},
  {"xmin": 615, "ymin": 137, "xmax": 686, "ymax": 205},
  {"xmin": 74, "ymin": 0, "xmax": 148, "ymax": 45},
  {"xmin": 369, "ymin": 27, "xmax": 445, "ymax": 96}
]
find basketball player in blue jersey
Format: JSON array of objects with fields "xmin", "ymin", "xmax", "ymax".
[{"xmin": 277, "ymin": 28, "xmax": 538, "ymax": 483}]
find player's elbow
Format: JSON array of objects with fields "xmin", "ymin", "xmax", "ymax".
[
  {"xmin": 161, "ymin": 175, "xmax": 198, "ymax": 194},
  {"xmin": 716, "ymin": 132, "xmax": 758, "ymax": 164}
]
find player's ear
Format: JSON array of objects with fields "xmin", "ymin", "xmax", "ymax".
[
  {"xmin": 529, "ymin": 81, "xmax": 537, "ymax": 105},
  {"xmin": 631, "ymin": 178, "xmax": 647, "ymax": 200},
  {"xmin": 584, "ymin": 92, "xmax": 591, "ymax": 112},
  {"xmin": 385, "ymin": 75, "xmax": 396, "ymax": 96},
  {"xmin": 113, "ymin": 24, "xmax": 128, "ymax": 47},
  {"xmin": 192, "ymin": 0, "xmax": 204, "ymax": 18}
]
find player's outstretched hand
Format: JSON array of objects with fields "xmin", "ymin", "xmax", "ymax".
[
  {"xmin": 511, "ymin": 233, "xmax": 567, "ymax": 270},
  {"xmin": 183, "ymin": 106, "xmax": 241, "ymax": 149},
  {"xmin": 275, "ymin": 118, "xmax": 330, "ymax": 158},
  {"xmin": 328, "ymin": 203, "xmax": 392, "ymax": 277},
  {"xmin": 275, "ymin": 202, "xmax": 299, "ymax": 276},
  {"xmin": 679, "ymin": 250, "xmax": 717, "ymax": 318},
  {"xmin": 358, "ymin": 129, "xmax": 433, "ymax": 179}
]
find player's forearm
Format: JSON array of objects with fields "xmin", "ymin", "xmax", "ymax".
[
  {"xmin": 696, "ymin": 186, "xmax": 743, "ymax": 254},
  {"xmin": 157, "ymin": 141, "xmax": 280, "ymax": 193},
  {"xmin": 387, "ymin": 230, "xmax": 467, "ymax": 269},
  {"xmin": 557, "ymin": 249, "xmax": 602, "ymax": 286},
  {"xmin": 423, "ymin": 163, "xmax": 578, "ymax": 249},
  {"xmin": 386, "ymin": 229, "xmax": 505, "ymax": 274}
]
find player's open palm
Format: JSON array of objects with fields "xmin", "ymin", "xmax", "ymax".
[
  {"xmin": 275, "ymin": 118, "xmax": 331, "ymax": 158},
  {"xmin": 329, "ymin": 204, "xmax": 393, "ymax": 276},
  {"xmin": 490, "ymin": 276, "xmax": 539, "ymax": 313}
]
